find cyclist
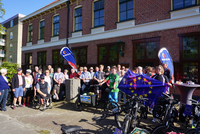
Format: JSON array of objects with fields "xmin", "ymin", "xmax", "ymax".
[{"xmin": 100, "ymin": 66, "xmax": 119, "ymax": 103}]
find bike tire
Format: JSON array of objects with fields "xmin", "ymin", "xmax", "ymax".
[
  {"xmin": 74, "ymin": 98, "xmax": 82, "ymax": 111},
  {"xmin": 122, "ymin": 115, "xmax": 131, "ymax": 134},
  {"xmin": 151, "ymin": 125, "xmax": 180, "ymax": 134},
  {"xmin": 162, "ymin": 106, "xmax": 169, "ymax": 125},
  {"xmin": 185, "ymin": 128, "xmax": 199, "ymax": 134},
  {"xmin": 106, "ymin": 101, "xmax": 121, "ymax": 115}
]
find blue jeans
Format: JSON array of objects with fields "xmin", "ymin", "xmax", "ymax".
[
  {"xmin": 0, "ymin": 89, "xmax": 9, "ymax": 109},
  {"xmin": 108, "ymin": 92, "xmax": 118, "ymax": 103}
]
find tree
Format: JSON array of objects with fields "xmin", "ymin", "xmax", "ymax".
[{"xmin": 0, "ymin": 0, "xmax": 6, "ymax": 35}]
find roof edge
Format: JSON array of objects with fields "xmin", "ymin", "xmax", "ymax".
[
  {"xmin": 1, "ymin": 13, "xmax": 26, "ymax": 25},
  {"xmin": 20, "ymin": 0, "xmax": 67, "ymax": 22}
]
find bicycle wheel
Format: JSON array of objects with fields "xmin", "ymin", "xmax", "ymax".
[
  {"xmin": 185, "ymin": 129, "xmax": 198, "ymax": 134},
  {"xmin": 122, "ymin": 115, "xmax": 131, "ymax": 134},
  {"xmin": 106, "ymin": 101, "xmax": 121, "ymax": 115},
  {"xmin": 162, "ymin": 106, "xmax": 169, "ymax": 125},
  {"xmin": 33, "ymin": 96, "xmax": 41, "ymax": 109},
  {"xmin": 152, "ymin": 125, "xmax": 180, "ymax": 134}
]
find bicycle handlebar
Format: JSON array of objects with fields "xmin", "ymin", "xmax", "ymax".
[{"xmin": 189, "ymin": 98, "xmax": 200, "ymax": 106}]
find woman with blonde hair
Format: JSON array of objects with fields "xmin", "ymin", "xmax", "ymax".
[
  {"xmin": 0, "ymin": 68, "xmax": 10, "ymax": 111},
  {"xmin": 146, "ymin": 66, "xmax": 154, "ymax": 78}
]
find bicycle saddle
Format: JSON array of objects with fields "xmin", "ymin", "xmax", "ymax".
[{"xmin": 61, "ymin": 126, "xmax": 83, "ymax": 133}]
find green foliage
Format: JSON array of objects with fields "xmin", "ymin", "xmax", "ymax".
[{"xmin": 0, "ymin": 62, "xmax": 19, "ymax": 82}]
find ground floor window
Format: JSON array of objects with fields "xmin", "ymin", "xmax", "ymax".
[
  {"xmin": 38, "ymin": 51, "xmax": 46, "ymax": 71},
  {"xmin": 52, "ymin": 49, "xmax": 64, "ymax": 71},
  {"xmin": 25, "ymin": 53, "xmax": 32, "ymax": 70},
  {"xmin": 132, "ymin": 37, "xmax": 160, "ymax": 69},
  {"xmin": 72, "ymin": 47, "xmax": 87, "ymax": 68},
  {"xmin": 98, "ymin": 44, "xmax": 118, "ymax": 67},
  {"xmin": 179, "ymin": 32, "xmax": 200, "ymax": 83}
]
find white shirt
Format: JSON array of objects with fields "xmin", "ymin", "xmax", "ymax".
[
  {"xmin": 3, "ymin": 75, "xmax": 8, "ymax": 83},
  {"xmin": 45, "ymin": 76, "xmax": 51, "ymax": 87}
]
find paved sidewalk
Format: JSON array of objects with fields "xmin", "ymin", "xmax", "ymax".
[{"xmin": 0, "ymin": 111, "xmax": 38, "ymax": 134}]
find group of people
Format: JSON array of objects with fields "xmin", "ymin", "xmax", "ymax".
[{"xmin": 0, "ymin": 63, "xmax": 172, "ymax": 111}]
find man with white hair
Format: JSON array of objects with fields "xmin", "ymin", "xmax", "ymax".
[
  {"xmin": 137, "ymin": 66, "xmax": 145, "ymax": 75},
  {"xmin": 79, "ymin": 67, "xmax": 91, "ymax": 93}
]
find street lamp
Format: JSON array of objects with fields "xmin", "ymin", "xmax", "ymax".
[
  {"xmin": 116, "ymin": 40, "xmax": 125, "ymax": 57},
  {"xmin": 66, "ymin": 0, "xmax": 70, "ymax": 47}
]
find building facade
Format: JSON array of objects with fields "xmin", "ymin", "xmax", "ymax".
[
  {"xmin": 21, "ymin": 0, "xmax": 200, "ymax": 95},
  {"xmin": 1, "ymin": 14, "xmax": 25, "ymax": 66}
]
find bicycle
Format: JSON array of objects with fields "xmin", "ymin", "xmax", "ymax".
[
  {"xmin": 151, "ymin": 92, "xmax": 180, "ymax": 134},
  {"xmin": 184, "ymin": 98, "xmax": 200, "ymax": 134},
  {"xmin": 93, "ymin": 96, "xmax": 149, "ymax": 134}
]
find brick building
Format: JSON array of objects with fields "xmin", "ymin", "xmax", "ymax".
[{"xmin": 21, "ymin": 0, "xmax": 200, "ymax": 95}]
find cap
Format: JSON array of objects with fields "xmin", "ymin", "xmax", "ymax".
[
  {"xmin": 17, "ymin": 68, "xmax": 22, "ymax": 72},
  {"xmin": 107, "ymin": 66, "xmax": 110, "ymax": 68},
  {"xmin": 40, "ymin": 75, "xmax": 45, "ymax": 79},
  {"xmin": 26, "ymin": 69, "xmax": 32, "ymax": 73},
  {"xmin": 90, "ymin": 67, "xmax": 94, "ymax": 70}
]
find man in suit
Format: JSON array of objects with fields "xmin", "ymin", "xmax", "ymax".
[{"xmin": 12, "ymin": 68, "xmax": 25, "ymax": 110}]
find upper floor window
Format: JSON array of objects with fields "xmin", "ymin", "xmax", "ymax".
[
  {"xmin": 10, "ymin": 44, "xmax": 13, "ymax": 51},
  {"xmin": 53, "ymin": 15, "xmax": 59, "ymax": 36},
  {"xmin": 10, "ymin": 20, "xmax": 13, "ymax": 27},
  {"xmin": 28, "ymin": 25, "xmax": 33, "ymax": 42},
  {"xmin": 94, "ymin": 0, "xmax": 104, "ymax": 27},
  {"xmin": 173, "ymin": 0, "xmax": 197, "ymax": 10},
  {"xmin": 74, "ymin": 7, "xmax": 82, "ymax": 31},
  {"xmin": 39, "ymin": 20, "xmax": 45, "ymax": 39},
  {"xmin": 119, "ymin": 0, "xmax": 134, "ymax": 22},
  {"xmin": 10, "ymin": 32, "xmax": 13, "ymax": 39}
]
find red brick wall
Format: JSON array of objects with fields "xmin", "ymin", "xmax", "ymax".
[
  {"xmin": 22, "ymin": 22, "xmax": 28, "ymax": 46},
  {"xmin": 57, "ymin": 7, "xmax": 67, "ymax": 40},
  {"xmin": 135, "ymin": 0, "xmax": 171, "ymax": 25},
  {"xmin": 43, "ymin": 12, "xmax": 54, "ymax": 42}
]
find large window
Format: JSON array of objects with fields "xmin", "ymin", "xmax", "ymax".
[
  {"xmin": 52, "ymin": 50, "xmax": 64, "ymax": 71},
  {"xmin": 53, "ymin": 15, "xmax": 59, "ymax": 36},
  {"xmin": 74, "ymin": 7, "xmax": 82, "ymax": 31},
  {"xmin": 28, "ymin": 25, "xmax": 33, "ymax": 42},
  {"xmin": 39, "ymin": 20, "xmax": 45, "ymax": 39},
  {"xmin": 119, "ymin": 0, "xmax": 134, "ymax": 22},
  {"xmin": 94, "ymin": 0, "xmax": 104, "ymax": 27},
  {"xmin": 72, "ymin": 47, "xmax": 87, "ymax": 67},
  {"xmin": 98, "ymin": 44, "xmax": 118, "ymax": 66},
  {"xmin": 179, "ymin": 33, "xmax": 200, "ymax": 83},
  {"xmin": 133, "ymin": 37, "xmax": 159, "ymax": 68},
  {"xmin": 37, "ymin": 51, "xmax": 46, "ymax": 71},
  {"xmin": 25, "ymin": 53, "xmax": 32, "ymax": 70},
  {"xmin": 173, "ymin": 0, "xmax": 197, "ymax": 10}
]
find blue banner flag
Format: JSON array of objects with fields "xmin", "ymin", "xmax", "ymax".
[
  {"xmin": 184, "ymin": 104, "xmax": 193, "ymax": 116},
  {"xmin": 158, "ymin": 47, "xmax": 174, "ymax": 82},
  {"xmin": 60, "ymin": 47, "xmax": 77, "ymax": 72},
  {"xmin": 118, "ymin": 70, "xmax": 168, "ymax": 107}
]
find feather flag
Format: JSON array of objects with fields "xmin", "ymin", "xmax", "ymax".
[{"xmin": 60, "ymin": 47, "xmax": 77, "ymax": 72}]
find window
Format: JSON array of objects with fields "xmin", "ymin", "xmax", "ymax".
[
  {"xmin": 52, "ymin": 50, "xmax": 64, "ymax": 71},
  {"xmin": 10, "ymin": 32, "xmax": 13, "ymax": 39},
  {"xmin": 72, "ymin": 47, "xmax": 87, "ymax": 67},
  {"xmin": 98, "ymin": 44, "xmax": 118, "ymax": 66},
  {"xmin": 10, "ymin": 20, "xmax": 13, "ymax": 27},
  {"xmin": 9, "ymin": 55, "xmax": 12, "ymax": 62},
  {"xmin": 39, "ymin": 20, "xmax": 45, "ymax": 39},
  {"xmin": 94, "ymin": 0, "xmax": 104, "ymax": 27},
  {"xmin": 28, "ymin": 25, "xmax": 33, "ymax": 42},
  {"xmin": 53, "ymin": 15, "xmax": 59, "ymax": 36},
  {"xmin": 37, "ymin": 51, "xmax": 46, "ymax": 71},
  {"xmin": 119, "ymin": 0, "xmax": 134, "ymax": 22},
  {"xmin": 9, "ymin": 44, "xmax": 13, "ymax": 51},
  {"xmin": 179, "ymin": 33, "xmax": 200, "ymax": 83},
  {"xmin": 74, "ymin": 7, "xmax": 82, "ymax": 31},
  {"xmin": 173, "ymin": 0, "xmax": 197, "ymax": 10},
  {"xmin": 25, "ymin": 53, "xmax": 32, "ymax": 70},
  {"xmin": 133, "ymin": 37, "xmax": 160, "ymax": 68}
]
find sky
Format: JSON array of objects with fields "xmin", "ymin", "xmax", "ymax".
[{"xmin": 1, "ymin": 0, "xmax": 56, "ymax": 22}]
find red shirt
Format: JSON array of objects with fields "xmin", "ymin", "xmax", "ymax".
[{"xmin": 70, "ymin": 73, "xmax": 79, "ymax": 79}]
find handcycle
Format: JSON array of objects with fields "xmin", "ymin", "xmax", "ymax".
[
  {"xmin": 74, "ymin": 83, "xmax": 110, "ymax": 111},
  {"xmin": 93, "ymin": 95, "xmax": 149, "ymax": 134},
  {"xmin": 32, "ymin": 94, "xmax": 52, "ymax": 111}
]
